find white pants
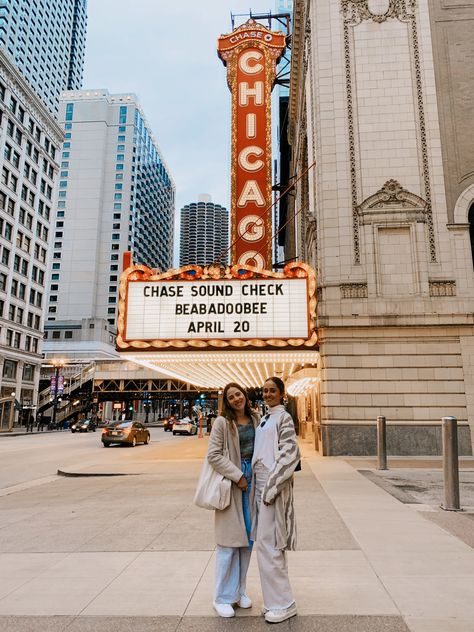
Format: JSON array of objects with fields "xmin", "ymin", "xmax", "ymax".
[
  {"xmin": 215, "ymin": 544, "xmax": 252, "ymax": 604},
  {"xmin": 254, "ymin": 462, "xmax": 294, "ymax": 610}
]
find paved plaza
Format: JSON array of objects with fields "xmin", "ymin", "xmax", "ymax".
[{"xmin": 0, "ymin": 435, "xmax": 473, "ymax": 631}]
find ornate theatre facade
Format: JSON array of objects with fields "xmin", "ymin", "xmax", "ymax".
[{"xmin": 287, "ymin": 0, "xmax": 474, "ymax": 454}]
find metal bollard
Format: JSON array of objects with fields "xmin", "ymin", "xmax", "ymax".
[
  {"xmin": 441, "ymin": 416, "xmax": 461, "ymax": 511},
  {"xmin": 377, "ymin": 416, "xmax": 387, "ymax": 470}
]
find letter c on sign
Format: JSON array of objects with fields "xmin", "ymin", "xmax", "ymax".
[
  {"xmin": 238, "ymin": 146, "xmax": 264, "ymax": 172},
  {"xmin": 239, "ymin": 50, "xmax": 264, "ymax": 74}
]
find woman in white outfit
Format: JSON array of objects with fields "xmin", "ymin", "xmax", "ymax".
[
  {"xmin": 251, "ymin": 376, "xmax": 300, "ymax": 624},
  {"xmin": 207, "ymin": 382, "xmax": 259, "ymax": 618}
]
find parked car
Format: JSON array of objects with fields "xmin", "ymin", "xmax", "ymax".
[
  {"xmin": 172, "ymin": 417, "xmax": 198, "ymax": 436},
  {"xmin": 101, "ymin": 420, "xmax": 150, "ymax": 447},
  {"xmin": 163, "ymin": 416, "xmax": 175, "ymax": 432},
  {"xmin": 70, "ymin": 419, "xmax": 96, "ymax": 433}
]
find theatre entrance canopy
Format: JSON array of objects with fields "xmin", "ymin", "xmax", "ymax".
[{"xmin": 116, "ymin": 260, "xmax": 319, "ymax": 392}]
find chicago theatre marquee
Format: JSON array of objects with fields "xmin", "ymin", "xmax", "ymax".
[{"xmin": 117, "ymin": 20, "xmax": 321, "ymax": 439}]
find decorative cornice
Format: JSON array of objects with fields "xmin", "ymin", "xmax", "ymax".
[
  {"xmin": 288, "ymin": 0, "xmax": 306, "ymax": 146},
  {"xmin": 0, "ymin": 49, "xmax": 63, "ymax": 145},
  {"xmin": 359, "ymin": 180, "xmax": 427, "ymax": 210},
  {"xmin": 341, "ymin": 0, "xmax": 417, "ymax": 24}
]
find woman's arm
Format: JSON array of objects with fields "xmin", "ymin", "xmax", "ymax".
[
  {"xmin": 207, "ymin": 416, "xmax": 243, "ymax": 483},
  {"xmin": 262, "ymin": 413, "xmax": 300, "ymax": 504}
]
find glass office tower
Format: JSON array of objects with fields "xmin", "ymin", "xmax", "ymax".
[
  {"xmin": 0, "ymin": 0, "xmax": 87, "ymax": 115},
  {"xmin": 44, "ymin": 90, "xmax": 175, "ymax": 359}
]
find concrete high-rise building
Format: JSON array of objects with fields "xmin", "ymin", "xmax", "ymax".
[
  {"xmin": 287, "ymin": 0, "xmax": 474, "ymax": 455},
  {"xmin": 43, "ymin": 90, "xmax": 175, "ymax": 360},
  {"xmin": 0, "ymin": 50, "xmax": 62, "ymax": 428},
  {"xmin": 179, "ymin": 195, "xmax": 229, "ymax": 267},
  {"xmin": 0, "ymin": 0, "xmax": 87, "ymax": 116}
]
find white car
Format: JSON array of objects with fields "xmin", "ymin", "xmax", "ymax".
[{"xmin": 172, "ymin": 418, "xmax": 198, "ymax": 436}]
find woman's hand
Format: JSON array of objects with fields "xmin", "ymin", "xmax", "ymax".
[{"xmin": 236, "ymin": 475, "xmax": 248, "ymax": 491}]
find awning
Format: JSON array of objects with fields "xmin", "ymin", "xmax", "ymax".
[{"xmin": 120, "ymin": 349, "xmax": 319, "ymax": 389}]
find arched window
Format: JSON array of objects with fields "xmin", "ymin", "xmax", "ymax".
[{"xmin": 469, "ymin": 203, "xmax": 474, "ymax": 268}]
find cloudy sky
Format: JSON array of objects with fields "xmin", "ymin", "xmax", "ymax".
[{"xmin": 83, "ymin": 0, "xmax": 280, "ymax": 255}]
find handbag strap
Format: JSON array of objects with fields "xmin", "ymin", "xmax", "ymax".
[{"xmin": 223, "ymin": 419, "xmax": 230, "ymax": 457}]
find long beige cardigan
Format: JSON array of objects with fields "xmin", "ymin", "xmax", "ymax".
[
  {"xmin": 251, "ymin": 411, "xmax": 301, "ymax": 551},
  {"xmin": 207, "ymin": 414, "xmax": 259, "ymax": 548}
]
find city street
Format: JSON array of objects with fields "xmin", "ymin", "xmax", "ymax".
[
  {"xmin": 1, "ymin": 435, "xmax": 474, "ymax": 631},
  {"xmin": 0, "ymin": 428, "xmax": 191, "ymax": 492}
]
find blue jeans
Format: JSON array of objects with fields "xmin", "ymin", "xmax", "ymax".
[
  {"xmin": 241, "ymin": 458, "xmax": 252, "ymax": 541},
  {"xmin": 214, "ymin": 459, "xmax": 253, "ymax": 604}
]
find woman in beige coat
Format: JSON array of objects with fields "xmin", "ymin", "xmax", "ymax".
[{"xmin": 207, "ymin": 382, "xmax": 259, "ymax": 618}]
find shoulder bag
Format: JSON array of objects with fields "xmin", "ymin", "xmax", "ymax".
[{"xmin": 193, "ymin": 423, "xmax": 232, "ymax": 511}]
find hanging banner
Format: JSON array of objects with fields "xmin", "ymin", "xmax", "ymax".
[{"xmin": 218, "ymin": 19, "xmax": 285, "ymax": 268}]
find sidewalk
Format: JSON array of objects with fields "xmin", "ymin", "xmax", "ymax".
[{"xmin": 0, "ymin": 438, "xmax": 473, "ymax": 631}]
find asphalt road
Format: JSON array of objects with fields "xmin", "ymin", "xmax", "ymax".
[{"xmin": 0, "ymin": 428, "xmax": 190, "ymax": 491}]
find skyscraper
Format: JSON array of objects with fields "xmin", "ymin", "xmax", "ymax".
[
  {"xmin": 180, "ymin": 195, "xmax": 229, "ymax": 267},
  {"xmin": 0, "ymin": 0, "xmax": 87, "ymax": 115},
  {"xmin": 43, "ymin": 90, "xmax": 175, "ymax": 359},
  {"xmin": 0, "ymin": 50, "xmax": 63, "ymax": 427}
]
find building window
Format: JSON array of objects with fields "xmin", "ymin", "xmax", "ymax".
[
  {"xmin": 469, "ymin": 203, "xmax": 474, "ymax": 268},
  {"xmin": 52, "ymin": 330, "xmax": 61, "ymax": 339},
  {"xmin": 65, "ymin": 331, "xmax": 73, "ymax": 339},
  {"xmin": 2, "ymin": 359, "xmax": 17, "ymax": 379},
  {"xmin": 65, "ymin": 103, "xmax": 74, "ymax": 122},
  {"xmin": 119, "ymin": 106, "xmax": 127, "ymax": 124},
  {"xmin": 22, "ymin": 364, "xmax": 35, "ymax": 381}
]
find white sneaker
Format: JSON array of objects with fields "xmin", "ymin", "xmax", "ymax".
[
  {"xmin": 213, "ymin": 601, "xmax": 235, "ymax": 618},
  {"xmin": 237, "ymin": 594, "xmax": 252, "ymax": 608},
  {"xmin": 264, "ymin": 602, "xmax": 297, "ymax": 623}
]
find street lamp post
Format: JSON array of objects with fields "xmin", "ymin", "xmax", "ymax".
[
  {"xmin": 51, "ymin": 362, "xmax": 63, "ymax": 429},
  {"xmin": 8, "ymin": 391, "xmax": 15, "ymax": 431}
]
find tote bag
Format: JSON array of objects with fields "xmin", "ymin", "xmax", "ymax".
[{"xmin": 193, "ymin": 426, "xmax": 231, "ymax": 511}]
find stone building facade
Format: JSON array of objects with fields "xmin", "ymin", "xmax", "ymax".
[
  {"xmin": 287, "ymin": 0, "xmax": 474, "ymax": 455},
  {"xmin": 0, "ymin": 50, "xmax": 62, "ymax": 429}
]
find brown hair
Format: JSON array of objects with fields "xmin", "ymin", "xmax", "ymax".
[
  {"xmin": 220, "ymin": 382, "xmax": 253, "ymax": 432},
  {"xmin": 265, "ymin": 376, "xmax": 285, "ymax": 404}
]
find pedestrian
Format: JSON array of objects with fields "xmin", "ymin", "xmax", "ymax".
[
  {"xmin": 26, "ymin": 413, "xmax": 34, "ymax": 433},
  {"xmin": 206, "ymin": 382, "xmax": 259, "ymax": 618},
  {"xmin": 36, "ymin": 413, "xmax": 44, "ymax": 432},
  {"xmin": 251, "ymin": 376, "xmax": 300, "ymax": 624}
]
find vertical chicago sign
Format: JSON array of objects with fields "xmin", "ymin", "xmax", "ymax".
[{"xmin": 218, "ymin": 20, "xmax": 286, "ymax": 268}]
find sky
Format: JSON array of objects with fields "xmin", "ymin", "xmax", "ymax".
[{"xmin": 83, "ymin": 1, "xmax": 280, "ymax": 261}]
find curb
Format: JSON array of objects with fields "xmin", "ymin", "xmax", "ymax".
[{"xmin": 57, "ymin": 469, "xmax": 137, "ymax": 478}]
